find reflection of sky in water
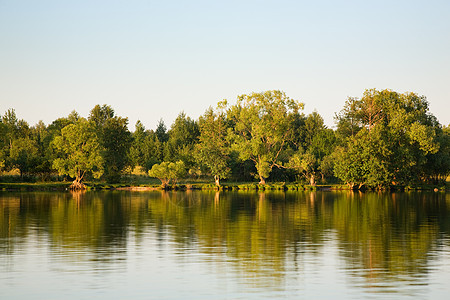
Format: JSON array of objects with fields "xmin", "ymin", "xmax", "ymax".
[{"xmin": 0, "ymin": 191, "xmax": 450, "ymax": 299}]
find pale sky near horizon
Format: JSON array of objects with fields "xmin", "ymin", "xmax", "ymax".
[{"xmin": 1, "ymin": 0, "xmax": 449, "ymax": 131}]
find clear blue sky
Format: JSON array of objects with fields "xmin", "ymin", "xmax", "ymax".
[{"xmin": 1, "ymin": 0, "xmax": 449, "ymax": 130}]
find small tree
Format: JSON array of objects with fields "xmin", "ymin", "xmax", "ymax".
[
  {"xmin": 148, "ymin": 161, "xmax": 186, "ymax": 188},
  {"xmin": 288, "ymin": 152, "xmax": 318, "ymax": 185},
  {"xmin": 52, "ymin": 119, "xmax": 104, "ymax": 190}
]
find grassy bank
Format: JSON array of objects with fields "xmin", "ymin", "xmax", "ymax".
[{"xmin": 1, "ymin": 180, "xmax": 447, "ymax": 192}]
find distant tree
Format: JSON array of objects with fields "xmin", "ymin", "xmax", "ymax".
[
  {"xmin": 88, "ymin": 105, "xmax": 132, "ymax": 183},
  {"xmin": 226, "ymin": 90, "xmax": 304, "ymax": 184},
  {"xmin": 129, "ymin": 120, "xmax": 148, "ymax": 168},
  {"xmin": 2, "ymin": 108, "xmax": 30, "ymax": 149},
  {"xmin": 304, "ymin": 111, "xmax": 326, "ymax": 147},
  {"xmin": 334, "ymin": 97, "xmax": 361, "ymax": 138},
  {"xmin": 195, "ymin": 107, "xmax": 230, "ymax": 186},
  {"xmin": 9, "ymin": 137, "xmax": 39, "ymax": 177},
  {"xmin": 164, "ymin": 112, "xmax": 199, "ymax": 167},
  {"xmin": 155, "ymin": 119, "xmax": 169, "ymax": 143},
  {"xmin": 422, "ymin": 124, "xmax": 450, "ymax": 184},
  {"xmin": 88, "ymin": 105, "xmax": 114, "ymax": 128},
  {"xmin": 288, "ymin": 125, "xmax": 337, "ymax": 185},
  {"xmin": 52, "ymin": 119, "xmax": 104, "ymax": 189}
]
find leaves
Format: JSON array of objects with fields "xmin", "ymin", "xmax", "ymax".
[
  {"xmin": 148, "ymin": 161, "xmax": 186, "ymax": 187},
  {"xmin": 52, "ymin": 119, "xmax": 104, "ymax": 181},
  {"xmin": 227, "ymin": 90, "xmax": 303, "ymax": 183}
]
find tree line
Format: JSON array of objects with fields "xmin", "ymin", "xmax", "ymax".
[{"xmin": 1, "ymin": 89, "xmax": 449, "ymax": 189}]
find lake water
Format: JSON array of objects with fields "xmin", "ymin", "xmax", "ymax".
[{"xmin": 1, "ymin": 190, "xmax": 449, "ymax": 299}]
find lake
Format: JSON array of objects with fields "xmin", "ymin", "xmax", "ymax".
[{"xmin": 1, "ymin": 190, "xmax": 449, "ymax": 299}]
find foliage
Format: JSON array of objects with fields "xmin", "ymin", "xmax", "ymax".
[
  {"xmin": 226, "ymin": 90, "xmax": 304, "ymax": 184},
  {"xmin": 195, "ymin": 107, "xmax": 230, "ymax": 186},
  {"xmin": 89, "ymin": 105, "xmax": 132, "ymax": 183},
  {"xmin": 334, "ymin": 89, "xmax": 441, "ymax": 189},
  {"xmin": 9, "ymin": 137, "xmax": 39, "ymax": 177},
  {"xmin": 148, "ymin": 160, "xmax": 186, "ymax": 188},
  {"xmin": 164, "ymin": 112, "xmax": 199, "ymax": 168},
  {"xmin": 155, "ymin": 119, "xmax": 169, "ymax": 143},
  {"xmin": 52, "ymin": 119, "xmax": 104, "ymax": 188},
  {"xmin": 0, "ymin": 89, "xmax": 448, "ymax": 187},
  {"xmin": 129, "ymin": 120, "xmax": 163, "ymax": 172}
]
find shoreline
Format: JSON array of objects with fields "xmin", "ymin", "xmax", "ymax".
[{"xmin": 0, "ymin": 182, "xmax": 447, "ymax": 192}]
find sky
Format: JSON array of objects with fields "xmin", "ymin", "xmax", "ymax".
[{"xmin": 1, "ymin": 0, "xmax": 449, "ymax": 131}]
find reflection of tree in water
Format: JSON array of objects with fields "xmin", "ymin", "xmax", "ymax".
[
  {"xmin": 0, "ymin": 192, "xmax": 130, "ymax": 272},
  {"xmin": 144, "ymin": 190, "xmax": 334, "ymax": 288},
  {"xmin": 332, "ymin": 191, "xmax": 450, "ymax": 287},
  {"xmin": 1, "ymin": 191, "xmax": 449, "ymax": 289}
]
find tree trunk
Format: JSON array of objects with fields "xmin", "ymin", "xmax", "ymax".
[
  {"xmin": 259, "ymin": 175, "xmax": 266, "ymax": 185},
  {"xmin": 160, "ymin": 179, "xmax": 169, "ymax": 190},
  {"xmin": 70, "ymin": 177, "xmax": 86, "ymax": 190},
  {"xmin": 214, "ymin": 175, "xmax": 220, "ymax": 187},
  {"xmin": 309, "ymin": 174, "xmax": 315, "ymax": 186}
]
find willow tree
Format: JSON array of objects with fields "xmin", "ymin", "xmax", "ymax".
[
  {"xmin": 226, "ymin": 90, "xmax": 304, "ymax": 184},
  {"xmin": 52, "ymin": 118, "xmax": 104, "ymax": 190}
]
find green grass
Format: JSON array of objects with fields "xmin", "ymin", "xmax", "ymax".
[
  {"xmin": 0, "ymin": 182, "xmax": 71, "ymax": 191},
  {"xmin": 1, "ymin": 175, "xmax": 447, "ymax": 192}
]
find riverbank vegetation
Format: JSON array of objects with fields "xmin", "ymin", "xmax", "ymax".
[{"xmin": 1, "ymin": 89, "xmax": 449, "ymax": 190}]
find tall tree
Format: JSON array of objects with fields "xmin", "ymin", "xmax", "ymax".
[
  {"xmin": 289, "ymin": 126, "xmax": 337, "ymax": 185},
  {"xmin": 52, "ymin": 119, "xmax": 104, "ymax": 189},
  {"xmin": 155, "ymin": 119, "xmax": 169, "ymax": 143},
  {"xmin": 424, "ymin": 125, "xmax": 450, "ymax": 184},
  {"xmin": 164, "ymin": 112, "xmax": 199, "ymax": 168},
  {"xmin": 226, "ymin": 90, "xmax": 304, "ymax": 184},
  {"xmin": 101, "ymin": 117, "xmax": 132, "ymax": 182},
  {"xmin": 88, "ymin": 105, "xmax": 132, "ymax": 183},
  {"xmin": 129, "ymin": 120, "xmax": 148, "ymax": 168},
  {"xmin": 334, "ymin": 89, "xmax": 441, "ymax": 189},
  {"xmin": 195, "ymin": 107, "xmax": 231, "ymax": 186}
]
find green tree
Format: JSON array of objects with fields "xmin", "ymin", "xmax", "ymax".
[
  {"xmin": 129, "ymin": 120, "xmax": 148, "ymax": 168},
  {"xmin": 334, "ymin": 89, "xmax": 441, "ymax": 188},
  {"xmin": 101, "ymin": 116, "xmax": 132, "ymax": 182},
  {"xmin": 423, "ymin": 124, "xmax": 450, "ymax": 184},
  {"xmin": 333, "ymin": 127, "xmax": 391, "ymax": 189},
  {"xmin": 88, "ymin": 105, "xmax": 132, "ymax": 183},
  {"xmin": 1, "ymin": 109, "xmax": 30, "ymax": 172},
  {"xmin": 304, "ymin": 111, "xmax": 326, "ymax": 147},
  {"xmin": 88, "ymin": 105, "xmax": 114, "ymax": 127},
  {"xmin": 52, "ymin": 119, "xmax": 104, "ymax": 189},
  {"xmin": 164, "ymin": 112, "xmax": 199, "ymax": 167},
  {"xmin": 288, "ymin": 151, "xmax": 318, "ymax": 185},
  {"xmin": 155, "ymin": 119, "xmax": 169, "ymax": 143},
  {"xmin": 226, "ymin": 91, "xmax": 304, "ymax": 184},
  {"xmin": 148, "ymin": 160, "xmax": 186, "ymax": 188},
  {"xmin": 288, "ymin": 112, "xmax": 337, "ymax": 185},
  {"xmin": 9, "ymin": 137, "xmax": 39, "ymax": 177},
  {"xmin": 195, "ymin": 107, "xmax": 231, "ymax": 186}
]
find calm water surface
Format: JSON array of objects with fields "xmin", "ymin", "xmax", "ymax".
[{"xmin": 1, "ymin": 190, "xmax": 450, "ymax": 299}]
